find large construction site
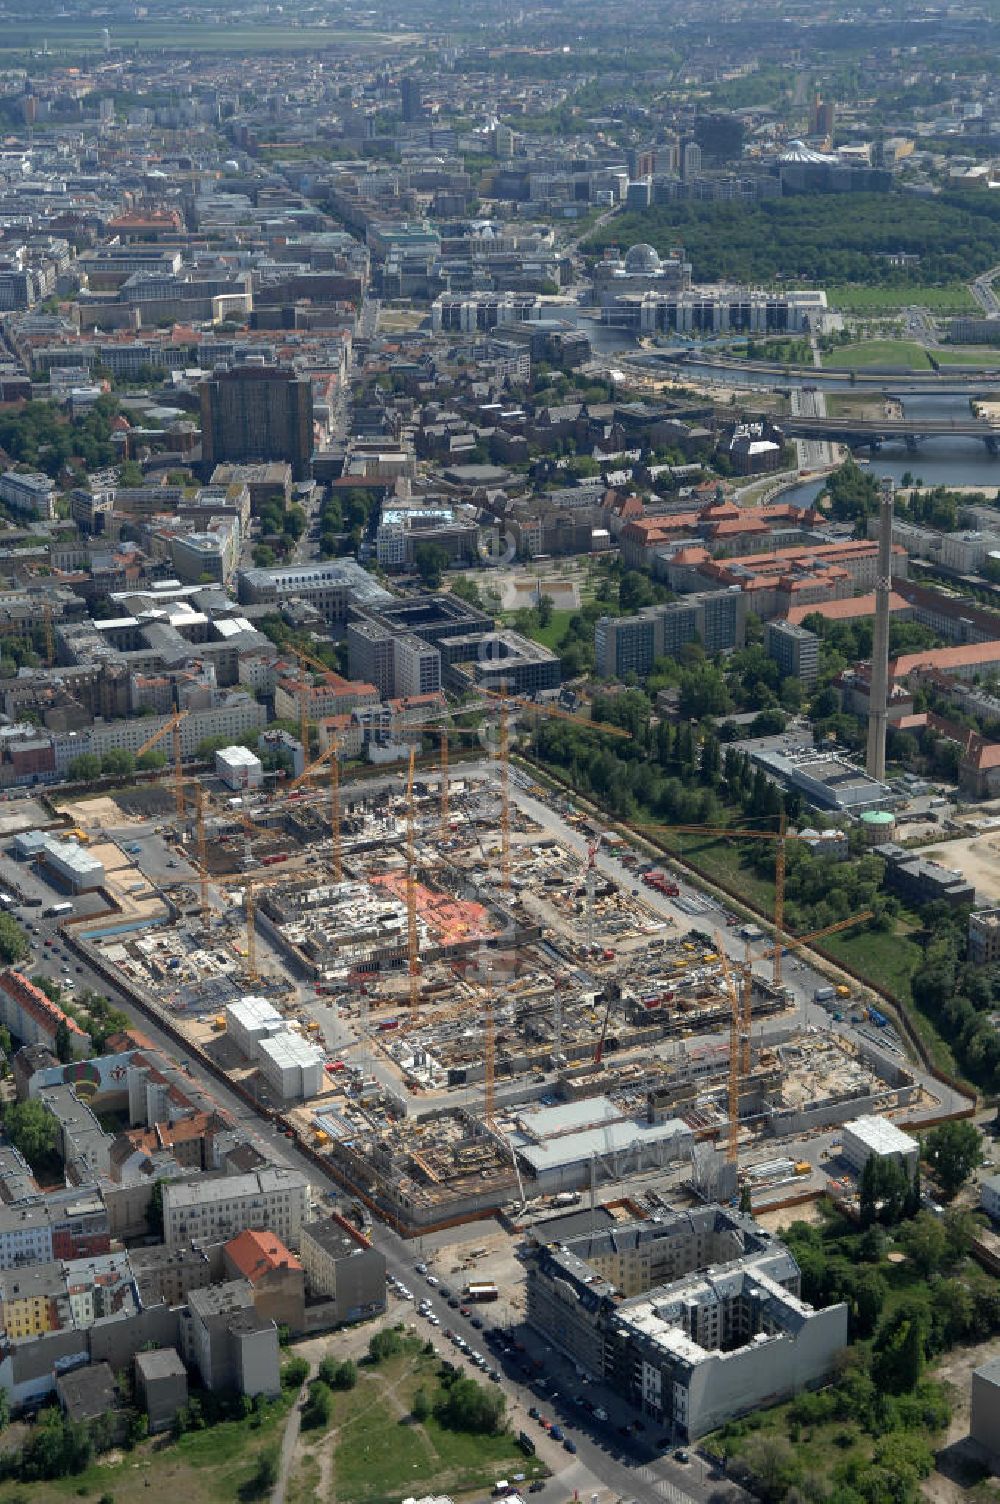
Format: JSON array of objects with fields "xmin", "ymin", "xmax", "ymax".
[{"xmin": 10, "ymin": 683, "xmax": 941, "ymax": 1236}]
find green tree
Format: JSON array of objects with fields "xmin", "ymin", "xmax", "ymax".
[
  {"xmin": 873, "ymin": 1301, "xmax": 927, "ymax": 1394},
  {"xmin": 434, "ymin": 1376, "xmax": 506, "ymax": 1435},
  {"xmin": 136, "ymin": 748, "xmax": 167, "ymax": 771},
  {"xmin": 100, "ymin": 749, "xmax": 135, "ymax": 778},
  {"xmin": 368, "ymin": 1327, "xmax": 404, "ymax": 1363},
  {"xmin": 53, "ymin": 1017, "xmax": 73, "ymax": 1063},
  {"xmin": 923, "ymin": 1121, "xmax": 982, "ymax": 1197},
  {"xmin": 280, "ymin": 1355, "xmax": 309, "ymax": 1389},
  {"xmin": 900, "ymin": 1211, "xmax": 948, "ymax": 1277},
  {"xmin": 412, "ymin": 1387, "xmax": 432, "ymax": 1422},
  {"xmin": 0, "ymin": 912, "xmax": 29, "ymax": 965},
  {"xmin": 67, "ymin": 753, "xmax": 102, "ymax": 781},
  {"xmin": 414, "ymin": 541, "xmax": 451, "ymax": 589},
  {"xmin": 301, "ymin": 1379, "xmax": 333, "ymax": 1430},
  {"xmin": 4, "ymin": 1099, "xmax": 58, "ymax": 1167}
]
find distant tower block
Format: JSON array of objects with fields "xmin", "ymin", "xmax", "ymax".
[{"xmin": 866, "ymin": 476, "xmax": 894, "ymax": 782}]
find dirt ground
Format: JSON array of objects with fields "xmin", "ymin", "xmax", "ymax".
[
  {"xmin": 922, "ymin": 1338, "xmax": 1000, "ymax": 1503},
  {"xmin": 919, "ymin": 835, "xmax": 1000, "ymax": 904}
]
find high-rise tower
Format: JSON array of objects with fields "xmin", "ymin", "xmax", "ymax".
[{"xmin": 866, "ymin": 476, "xmax": 894, "ymax": 782}]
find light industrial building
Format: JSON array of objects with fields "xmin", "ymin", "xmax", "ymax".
[
  {"xmin": 510, "ymin": 1098, "xmax": 694, "ymax": 1194},
  {"xmin": 13, "ymin": 831, "xmax": 104, "ymax": 892},
  {"xmin": 526, "ymin": 1207, "xmax": 847, "ymax": 1440},
  {"xmin": 214, "ymin": 745, "xmax": 263, "ymax": 791},
  {"xmin": 840, "ymin": 1115, "xmax": 918, "ymax": 1179},
  {"xmin": 257, "ymin": 1031, "xmax": 324, "ymax": 1101}
]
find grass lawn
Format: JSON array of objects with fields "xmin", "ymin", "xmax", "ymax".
[
  {"xmin": 292, "ymin": 1346, "xmax": 545, "ymax": 1504},
  {"xmin": 827, "ymin": 283, "xmax": 978, "ymax": 314},
  {"xmin": 0, "ymin": 21, "xmax": 401, "ymax": 52},
  {"xmin": 822, "ymin": 340, "xmax": 934, "ymax": 370},
  {"xmin": 510, "ymin": 607, "xmax": 575, "ymax": 651},
  {"xmin": 933, "ymin": 346, "xmax": 1000, "ymax": 366},
  {"xmin": 0, "ymin": 1394, "xmax": 294, "ymax": 1504}
]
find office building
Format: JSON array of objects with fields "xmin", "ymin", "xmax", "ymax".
[
  {"xmin": 765, "ymin": 620, "xmax": 820, "ymax": 687},
  {"xmin": 693, "ymin": 112, "xmax": 745, "ymax": 164},
  {"xmin": 401, "ymin": 77, "xmax": 423, "ymax": 123},
  {"xmin": 236, "ymin": 559, "xmax": 392, "ymax": 621},
  {"xmin": 526, "ymin": 1207, "xmax": 847, "ymax": 1440},
  {"xmin": 873, "ymin": 842, "xmax": 976, "ymax": 908},
  {"xmin": 681, "ymin": 141, "xmax": 702, "ymax": 180},
  {"xmin": 841, "ymin": 1116, "xmax": 919, "ymax": 1180},
  {"xmin": 595, "ymin": 591, "xmax": 747, "ymax": 679},
  {"xmin": 200, "ymin": 364, "xmax": 313, "ymax": 482},
  {"xmin": 601, "ymin": 287, "xmax": 827, "ymax": 337}
]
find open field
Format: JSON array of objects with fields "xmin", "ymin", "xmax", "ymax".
[
  {"xmin": 827, "ymin": 283, "xmax": 978, "ymax": 314},
  {"xmin": 916, "ymin": 834, "xmax": 1000, "ymax": 903},
  {"xmin": 822, "ymin": 340, "xmax": 935, "ymax": 370},
  {"xmin": 0, "ymin": 22, "xmax": 405, "ymax": 53},
  {"xmin": 0, "ymin": 1394, "xmax": 294, "ymax": 1504},
  {"xmin": 288, "ymin": 1344, "xmax": 545, "ymax": 1504},
  {"xmin": 933, "ymin": 347, "xmax": 1000, "ymax": 367}
]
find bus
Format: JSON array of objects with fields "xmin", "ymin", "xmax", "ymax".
[{"xmin": 465, "ymin": 1281, "xmax": 500, "ymax": 1303}]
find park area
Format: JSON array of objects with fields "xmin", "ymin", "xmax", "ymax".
[
  {"xmin": 822, "ymin": 340, "xmax": 935, "ymax": 370},
  {"xmin": 287, "ymin": 1334, "xmax": 546, "ymax": 1504}
]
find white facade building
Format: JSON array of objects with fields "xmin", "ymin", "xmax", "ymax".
[
  {"xmin": 258, "ymin": 1032, "xmax": 324, "ymax": 1102},
  {"xmin": 215, "ymin": 745, "xmax": 264, "ymax": 791},
  {"xmin": 841, "ymin": 1115, "xmax": 918, "ymax": 1179}
]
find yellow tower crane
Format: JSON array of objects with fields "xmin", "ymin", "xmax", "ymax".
[
  {"xmin": 479, "ymin": 689, "xmax": 631, "ymax": 892},
  {"xmin": 626, "ymin": 817, "xmax": 827, "ymax": 989},
  {"xmin": 405, "ymin": 746, "xmax": 419, "ymax": 1017},
  {"xmin": 716, "ymin": 933, "xmax": 744, "ymax": 1166},
  {"xmin": 135, "ymin": 710, "xmax": 189, "ymax": 819}
]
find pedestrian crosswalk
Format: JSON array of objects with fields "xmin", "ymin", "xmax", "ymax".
[{"xmin": 629, "ymin": 1463, "xmax": 696, "ymax": 1504}]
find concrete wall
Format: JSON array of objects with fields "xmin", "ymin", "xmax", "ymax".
[
  {"xmin": 685, "ymin": 1301, "xmax": 849, "ymax": 1439},
  {"xmin": 971, "ymin": 1368, "xmax": 1000, "ymax": 1467}
]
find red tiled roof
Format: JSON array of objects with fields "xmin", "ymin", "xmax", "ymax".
[{"xmin": 224, "ymin": 1228, "xmax": 301, "ymax": 1282}]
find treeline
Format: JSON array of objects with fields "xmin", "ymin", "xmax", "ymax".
[
  {"xmin": 0, "ymin": 397, "xmax": 119, "ymax": 480},
  {"xmin": 908, "ymin": 902, "xmax": 1000, "ymax": 1090},
  {"xmin": 585, "ymin": 192, "xmax": 1000, "ymax": 287}
]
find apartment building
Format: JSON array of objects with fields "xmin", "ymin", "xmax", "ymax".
[
  {"xmin": 764, "ymin": 620, "xmax": 820, "ymax": 687},
  {"xmin": 161, "ymin": 1168, "xmax": 311, "ymax": 1250},
  {"xmin": 595, "ymin": 591, "xmax": 747, "ymax": 678},
  {"xmin": 527, "ymin": 1208, "xmax": 847, "ymax": 1440},
  {"xmin": 298, "ymin": 1216, "xmax": 386, "ymax": 1323}
]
